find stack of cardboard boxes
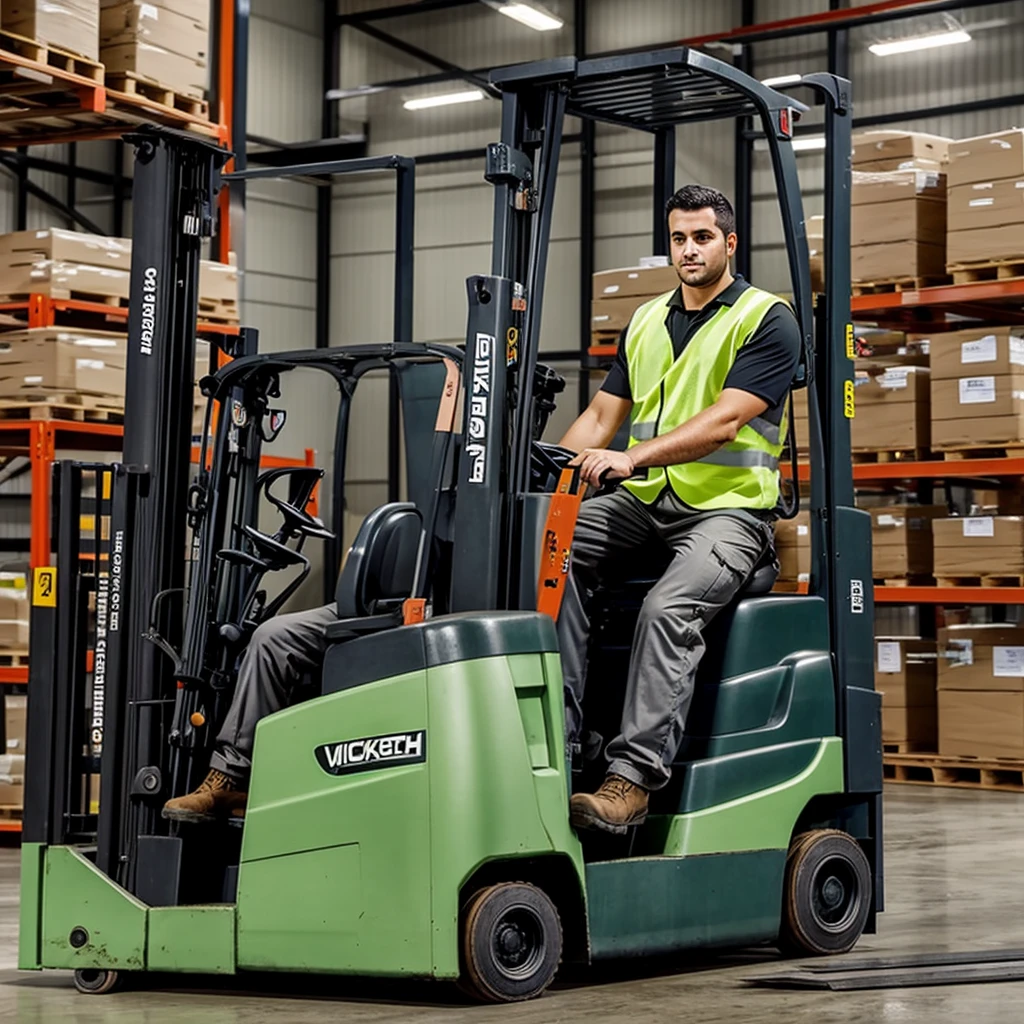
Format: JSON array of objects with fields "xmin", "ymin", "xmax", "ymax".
[
  {"xmin": 0, "ymin": 694, "xmax": 26, "ymax": 811},
  {"xmin": 870, "ymin": 505, "xmax": 946, "ymax": 582},
  {"xmin": 932, "ymin": 515, "xmax": 1024, "ymax": 581},
  {"xmin": 0, "ymin": 575, "xmax": 29, "ymax": 651},
  {"xmin": 852, "ymin": 364, "xmax": 931, "ymax": 454},
  {"xmin": 938, "ymin": 624, "xmax": 1024, "ymax": 758},
  {"xmin": 773, "ymin": 511, "xmax": 810, "ymax": 590},
  {"xmin": 927, "ymin": 326, "xmax": 1024, "ymax": 449},
  {"xmin": 0, "ymin": 229, "xmax": 132, "ymax": 302},
  {"xmin": 947, "ymin": 129, "xmax": 1024, "ymax": 269},
  {"xmin": 850, "ymin": 130, "xmax": 950, "ymax": 283},
  {"xmin": 3, "ymin": 0, "xmax": 99, "ymax": 60},
  {"xmin": 100, "ymin": 0, "xmax": 209, "ymax": 99},
  {"xmin": 875, "ymin": 636, "xmax": 937, "ymax": 748},
  {"xmin": 591, "ymin": 263, "xmax": 679, "ymax": 347}
]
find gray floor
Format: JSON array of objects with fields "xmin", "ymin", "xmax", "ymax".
[{"xmin": 1, "ymin": 786, "xmax": 1023, "ymax": 1022}]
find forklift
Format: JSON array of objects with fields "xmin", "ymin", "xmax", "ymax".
[{"xmin": 19, "ymin": 50, "xmax": 881, "ymax": 1004}]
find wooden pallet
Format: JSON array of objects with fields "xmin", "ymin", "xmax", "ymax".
[
  {"xmin": 882, "ymin": 741, "xmax": 934, "ymax": 755},
  {"xmin": 105, "ymin": 72, "xmax": 208, "ymax": 119},
  {"xmin": 935, "ymin": 574, "xmax": 1024, "ymax": 588},
  {"xmin": 939, "ymin": 446, "xmax": 1024, "ymax": 460},
  {"xmin": 947, "ymin": 258, "xmax": 1024, "ymax": 285},
  {"xmin": 0, "ymin": 29, "xmax": 103, "ymax": 82},
  {"xmin": 852, "ymin": 448, "xmax": 932, "ymax": 464},
  {"xmin": 198, "ymin": 298, "xmax": 240, "ymax": 325},
  {"xmin": 0, "ymin": 806, "xmax": 23, "ymax": 822},
  {"xmin": 0, "ymin": 649, "xmax": 27, "ymax": 667},
  {"xmin": 0, "ymin": 289, "xmax": 128, "ymax": 308},
  {"xmin": 0, "ymin": 399, "xmax": 123, "ymax": 423},
  {"xmin": 874, "ymin": 576, "xmax": 935, "ymax": 588},
  {"xmin": 851, "ymin": 275, "xmax": 951, "ymax": 295},
  {"xmin": 884, "ymin": 752, "xmax": 1024, "ymax": 792}
]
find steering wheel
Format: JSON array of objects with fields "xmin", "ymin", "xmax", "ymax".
[
  {"xmin": 530, "ymin": 442, "xmax": 576, "ymax": 493},
  {"xmin": 258, "ymin": 467, "xmax": 335, "ymax": 540}
]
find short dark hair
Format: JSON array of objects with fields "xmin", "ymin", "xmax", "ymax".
[{"xmin": 666, "ymin": 184, "xmax": 736, "ymax": 238}]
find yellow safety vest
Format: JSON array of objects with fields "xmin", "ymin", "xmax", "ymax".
[{"xmin": 621, "ymin": 284, "xmax": 787, "ymax": 511}]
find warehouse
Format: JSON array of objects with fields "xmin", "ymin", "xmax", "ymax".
[{"xmin": 1, "ymin": 0, "xmax": 1024, "ymax": 1020}]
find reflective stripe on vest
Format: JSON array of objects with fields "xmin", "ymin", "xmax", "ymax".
[{"xmin": 621, "ymin": 284, "xmax": 788, "ymax": 510}]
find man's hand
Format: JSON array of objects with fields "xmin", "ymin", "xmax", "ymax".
[{"xmin": 569, "ymin": 448, "xmax": 636, "ymax": 488}]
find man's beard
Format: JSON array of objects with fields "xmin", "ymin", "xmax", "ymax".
[{"xmin": 677, "ymin": 258, "xmax": 727, "ymax": 288}]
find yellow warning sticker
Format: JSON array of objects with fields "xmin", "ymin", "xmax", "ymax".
[
  {"xmin": 845, "ymin": 323, "xmax": 855, "ymax": 360},
  {"xmin": 33, "ymin": 566, "xmax": 56, "ymax": 606},
  {"xmin": 844, "ymin": 379, "xmax": 855, "ymax": 419}
]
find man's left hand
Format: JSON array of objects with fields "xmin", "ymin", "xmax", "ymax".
[{"xmin": 569, "ymin": 448, "xmax": 636, "ymax": 488}]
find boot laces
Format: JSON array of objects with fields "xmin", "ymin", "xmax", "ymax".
[
  {"xmin": 599, "ymin": 775, "xmax": 636, "ymax": 801},
  {"xmin": 201, "ymin": 770, "xmax": 237, "ymax": 793}
]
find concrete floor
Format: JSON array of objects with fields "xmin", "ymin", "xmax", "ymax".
[{"xmin": 1, "ymin": 786, "xmax": 1023, "ymax": 1022}]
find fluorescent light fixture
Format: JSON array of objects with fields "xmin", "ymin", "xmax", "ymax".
[
  {"xmin": 790, "ymin": 135, "xmax": 827, "ymax": 152},
  {"xmin": 497, "ymin": 2, "xmax": 563, "ymax": 31},
  {"xmin": 403, "ymin": 89, "xmax": 485, "ymax": 111},
  {"xmin": 761, "ymin": 74, "xmax": 802, "ymax": 87},
  {"xmin": 869, "ymin": 29, "xmax": 971, "ymax": 56}
]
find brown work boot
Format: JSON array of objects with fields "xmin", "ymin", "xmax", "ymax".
[
  {"xmin": 570, "ymin": 774, "xmax": 648, "ymax": 835},
  {"xmin": 161, "ymin": 769, "xmax": 247, "ymax": 824}
]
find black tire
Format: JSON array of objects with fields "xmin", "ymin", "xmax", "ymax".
[
  {"xmin": 460, "ymin": 882, "xmax": 562, "ymax": 1003},
  {"xmin": 73, "ymin": 969, "xmax": 121, "ymax": 995},
  {"xmin": 779, "ymin": 828, "xmax": 873, "ymax": 956}
]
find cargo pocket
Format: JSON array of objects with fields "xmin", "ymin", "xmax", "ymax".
[{"xmin": 697, "ymin": 542, "xmax": 753, "ymax": 605}]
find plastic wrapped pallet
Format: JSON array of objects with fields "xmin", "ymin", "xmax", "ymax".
[{"xmin": 3, "ymin": 0, "xmax": 99, "ymax": 61}]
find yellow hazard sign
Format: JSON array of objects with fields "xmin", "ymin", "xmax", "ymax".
[{"xmin": 33, "ymin": 566, "xmax": 56, "ymax": 607}]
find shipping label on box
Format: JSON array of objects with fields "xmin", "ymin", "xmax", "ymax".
[{"xmin": 930, "ymin": 371, "xmax": 1024, "ymax": 421}]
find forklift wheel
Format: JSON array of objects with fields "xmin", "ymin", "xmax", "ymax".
[
  {"xmin": 73, "ymin": 969, "xmax": 122, "ymax": 995},
  {"xmin": 460, "ymin": 882, "xmax": 562, "ymax": 1003},
  {"xmin": 779, "ymin": 829, "xmax": 872, "ymax": 956}
]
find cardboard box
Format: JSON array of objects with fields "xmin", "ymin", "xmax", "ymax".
[
  {"xmin": 932, "ymin": 412, "xmax": 1024, "ymax": 449},
  {"xmin": 0, "ymin": 228, "xmax": 131, "ymax": 268},
  {"xmin": 101, "ymin": 41, "xmax": 207, "ymax": 98},
  {"xmin": 591, "ymin": 295, "xmax": 655, "ymax": 334},
  {"xmin": 0, "ymin": 328, "xmax": 128, "ymax": 398},
  {"xmin": 592, "ymin": 265, "xmax": 679, "ymax": 300},
  {"xmin": 871, "ymin": 506, "xmax": 945, "ymax": 578},
  {"xmin": 788, "ymin": 387, "xmax": 809, "ymax": 454},
  {"xmin": 852, "ymin": 196, "xmax": 946, "ymax": 248},
  {"xmin": 948, "ymin": 129, "xmax": 1024, "ymax": 190},
  {"xmin": 3, "ymin": 0, "xmax": 100, "ymax": 61},
  {"xmin": 932, "ymin": 517, "xmax": 1024, "ymax": 576},
  {"xmin": 946, "ymin": 222, "xmax": 1024, "ymax": 267},
  {"xmin": 947, "ymin": 179, "xmax": 1024, "ymax": 233},
  {"xmin": 875, "ymin": 637, "xmax": 937, "ymax": 703},
  {"xmin": 4, "ymin": 695, "xmax": 26, "ymax": 754},
  {"xmin": 938, "ymin": 689, "xmax": 1024, "ymax": 759},
  {"xmin": 927, "ymin": 326, "xmax": 1024, "ymax": 381},
  {"xmin": 937, "ymin": 624, "xmax": 1024, "ymax": 692},
  {"xmin": 931, "ymin": 372, "xmax": 1024, "ymax": 421},
  {"xmin": 852, "ymin": 169, "xmax": 945, "ymax": 205},
  {"xmin": 851, "ymin": 240, "xmax": 945, "ymax": 282},
  {"xmin": 806, "ymin": 215, "xmax": 824, "ymax": 293},
  {"xmin": 0, "ymin": 260, "xmax": 130, "ymax": 301},
  {"xmin": 774, "ymin": 511, "xmax": 810, "ymax": 582},
  {"xmin": 852, "ymin": 131, "xmax": 950, "ymax": 171},
  {"xmin": 199, "ymin": 259, "xmax": 238, "ymax": 304},
  {"xmin": 884, "ymin": 705, "xmax": 937, "ymax": 745},
  {"xmin": 101, "ymin": 0, "xmax": 208, "ymax": 30},
  {"xmin": 101, "ymin": 2, "xmax": 208, "ymax": 60},
  {"xmin": 851, "ymin": 366, "xmax": 930, "ymax": 450}
]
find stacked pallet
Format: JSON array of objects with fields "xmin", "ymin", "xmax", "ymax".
[
  {"xmin": 591, "ymin": 262, "xmax": 679, "ymax": 349},
  {"xmin": 0, "ymin": 692, "xmax": 26, "ymax": 817},
  {"xmin": 3, "ymin": 0, "xmax": 99, "ymax": 61},
  {"xmin": 875, "ymin": 636, "xmax": 937, "ymax": 750},
  {"xmin": 870, "ymin": 505, "xmax": 946, "ymax": 586},
  {"xmin": 100, "ymin": 0, "xmax": 209, "ymax": 102}
]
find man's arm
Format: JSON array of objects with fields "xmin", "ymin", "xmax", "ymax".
[
  {"xmin": 559, "ymin": 390, "xmax": 632, "ymax": 454},
  {"xmin": 570, "ymin": 388, "xmax": 767, "ymax": 487}
]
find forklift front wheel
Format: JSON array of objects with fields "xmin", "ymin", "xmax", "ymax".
[
  {"xmin": 779, "ymin": 829, "xmax": 873, "ymax": 956},
  {"xmin": 73, "ymin": 969, "xmax": 122, "ymax": 995},
  {"xmin": 460, "ymin": 882, "xmax": 563, "ymax": 1003}
]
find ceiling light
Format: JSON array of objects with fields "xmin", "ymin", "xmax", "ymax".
[
  {"xmin": 761, "ymin": 74, "xmax": 802, "ymax": 87},
  {"xmin": 791, "ymin": 135, "xmax": 827, "ymax": 152},
  {"xmin": 403, "ymin": 89, "xmax": 485, "ymax": 111},
  {"xmin": 496, "ymin": 2, "xmax": 563, "ymax": 31},
  {"xmin": 869, "ymin": 29, "xmax": 971, "ymax": 56}
]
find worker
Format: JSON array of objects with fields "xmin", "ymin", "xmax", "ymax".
[
  {"xmin": 162, "ymin": 605, "xmax": 337, "ymax": 822},
  {"xmin": 558, "ymin": 184, "xmax": 801, "ymax": 834}
]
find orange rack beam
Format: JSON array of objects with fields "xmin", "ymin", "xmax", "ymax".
[
  {"xmin": 851, "ymin": 276, "xmax": 1024, "ymax": 327},
  {"xmin": 790, "ymin": 457, "xmax": 1024, "ymax": 483},
  {"xmin": 0, "ymin": 295, "xmax": 239, "ymax": 335}
]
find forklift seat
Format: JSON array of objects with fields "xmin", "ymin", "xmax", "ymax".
[{"xmin": 334, "ymin": 501, "xmax": 421, "ymax": 620}]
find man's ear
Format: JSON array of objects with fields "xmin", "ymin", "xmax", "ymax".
[{"xmin": 726, "ymin": 231, "xmax": 738, "ymax": 257}]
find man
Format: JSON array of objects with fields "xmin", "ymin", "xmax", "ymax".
[
  {"xmin": 163, "ymin": 605, "xmax": 337, "ymax": 822},
  {"xmin": 558, "ymin": 183, "xmax": 800, "ymax": 835}
]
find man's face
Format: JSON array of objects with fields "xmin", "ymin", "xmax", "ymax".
[{"xmin": 668, "ymin": 207, "xmax": 737, "ymax": 288}]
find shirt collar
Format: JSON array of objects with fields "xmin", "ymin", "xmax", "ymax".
[{"xmin": 667, "ymin": 274, "xmax": 750, "ymax": 312}]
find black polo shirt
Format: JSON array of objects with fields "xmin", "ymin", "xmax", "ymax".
[{"xmin": 600, "ymin": 276, "xmax": 801, "ymax": 427}]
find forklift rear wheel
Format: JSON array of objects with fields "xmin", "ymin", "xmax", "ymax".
[
  {"xmin": 779, "ymin": 829, "xmax": 872, "ymax": 956},
  {"xmin": 460, "ymin": 882, "xmax": 563, "ymax": 1003},
  {"xmin": 73, "ymin": 969, "xmax": 122, "ymax": 995}
]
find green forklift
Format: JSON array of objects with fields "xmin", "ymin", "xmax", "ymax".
[{"xmin": 19, "ymin": 50, "xmax": 881, "ymax": 1004}]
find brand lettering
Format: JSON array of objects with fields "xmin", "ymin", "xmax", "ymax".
[
  {"xmin": 315, "ymin": 730, "xmax": 427, "ymax": 777},
  {"xmin": 109, "ymin": 530, "xmax": 124, "ymax": 632},
  {"xmin": 850, "ymin": 578, "xmax": 865, "ymax": 614},
  {"xmin": 140, "ymin": 266, "xmax": 157, "ymax": 356},
  {"xmin": 91, "ymin": 573, "xmax": 109, "ymax": 751},
  {"xmin": 466, "ymin": 333, "xmax": 492, "ymax": 484}
]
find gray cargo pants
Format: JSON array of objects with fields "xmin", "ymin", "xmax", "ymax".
[
  {"xmin": 209, "ymin": 603, "xmax": 338, "ymax": 779},
  {"xmin": 557, "ymin": 487, "xmax": 770, "ymax": 791}
]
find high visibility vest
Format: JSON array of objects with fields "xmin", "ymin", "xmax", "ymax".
[{"xmin": 621, "ymin": 284, "xmax": 787, "ymax": 510}]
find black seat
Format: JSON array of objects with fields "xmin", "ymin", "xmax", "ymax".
[{"xmin": 324, "ymin": 503, "xmax": 421, "ymax": 641}]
